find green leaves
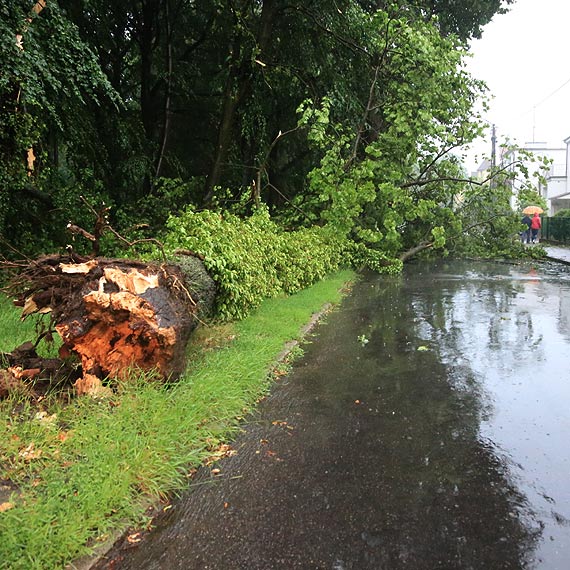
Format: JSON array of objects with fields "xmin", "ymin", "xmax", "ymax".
[
  {"xmin": 0, "ymin": 0, "xmax": 121, "ymax": 253},
  {"xmin": 161, "ymin": 206, "xmax": 349, "ymax": 322},
  {"xmin": 290, "ymin": 6, "xmax": 489, "ymax": 264},
  {"xmin": 0, "ymin": 0, "xmax": 515, "ymax": 264}
]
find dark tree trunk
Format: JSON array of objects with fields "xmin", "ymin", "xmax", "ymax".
[
  {"xmin": 140, "ymin": 0, "xmax": 161, "ymax": 141},
  {"xmin": 155, "ymin": 0, "xmax": 172, "ymax": 179},
  {"xmin": 203, "ymin": 0, "xmax": 278, "ymax": 204}
]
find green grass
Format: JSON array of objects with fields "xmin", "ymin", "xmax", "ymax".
[
  {"xmin": 0, "ymin": 294, "xmax": 60, "ymax": 357},
  {"xmin": 0, "ymin": 295, "xmax": 42, "ymax": 353},
  {"xmin": 0, "ymin": 270, "xmax": 354, "ymax": 570}
]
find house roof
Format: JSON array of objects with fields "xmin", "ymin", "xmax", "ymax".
[{"xmin": 477, "ymin": 159, "xmax": 492, "ymax": 172}]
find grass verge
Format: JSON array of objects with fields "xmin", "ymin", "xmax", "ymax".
[{"xmin": 0, "ymin": 269, "xmax": 354, "ymax": 570}]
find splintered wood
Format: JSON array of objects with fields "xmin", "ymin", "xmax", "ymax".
[
  {"xmin": 56, "ymin": 263, "xmax": 183, "ymax": 379},
  {"xmin": 10, "ymin": 255, "xmax": 206, "ymax": 389}
]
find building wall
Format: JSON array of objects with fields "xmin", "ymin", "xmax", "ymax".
[
  {"xmin": 544, "ymin": 137, "xmax": 570, "ymax": 213},
  {"xmin": 545, "ymin": 178, "xmax": 567, "ymax": 201},
  {"xmin": 474, "ymin": 139, "xmax": 570, "ymax": 213}
]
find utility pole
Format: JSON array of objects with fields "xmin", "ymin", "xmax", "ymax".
[{"xmin": 491, "ymin": 124, "xmax": 497, "ymax": 169}]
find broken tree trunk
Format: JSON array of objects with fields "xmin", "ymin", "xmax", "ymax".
[{"xmin": 8, "ymin": 253, "xmax": 216, "ymax": 386}]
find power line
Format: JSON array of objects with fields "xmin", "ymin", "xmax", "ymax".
[
  {"xmin": 473, "ymin": 73, "xmax": 570, "ymax": 151},
  {"xmin": 508, "ymin": 73, "xmax": 570, "ymax": 123},
  {"xmin": 493, "ymin": 74, "xmax": 570, "ymax": 142},
  {"xmin": 527, "ymin": 74, "xmax": 570, "ymax": 142},
  {"xmin": 533, "ymin": 74, "xmax": 570, "ymax": 108}
]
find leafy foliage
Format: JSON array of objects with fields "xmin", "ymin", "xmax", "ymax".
[
  {"xmin": 160, "ymin": 205, "xmax": 349, "ymax": 321},
  {"xmin": 409, "ymin": 0, "xmax": 515, "ymax": 40},
  {"xmin": 0, "ymin": 0, "xmax": 543, "ymax": 269},
  {"xmin": 0, "ymin": 0, "xmax": 119, "ymax": 253},
  {"xmin": 288, "ymin": 13, "xmax": 489, "ymax": 262}
]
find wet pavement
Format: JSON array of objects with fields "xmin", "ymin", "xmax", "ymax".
[
  {"xmin": 544, "ymin": 245, "xmax": 570, "ymax": 265},
  {"xmin": 95, "ymin": 260, "xmax": 570, "ymax": 570}
]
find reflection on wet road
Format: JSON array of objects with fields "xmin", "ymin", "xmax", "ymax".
[{"xmin": 97, "ymin": 260, "xmax": 570, "ymax": 570}]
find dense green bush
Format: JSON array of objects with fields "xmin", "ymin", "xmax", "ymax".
[
  {"xmin": 347, "ymin": 241, "xmax": 403, "ymax": 274},
  {"xmin": 160, "ymin": 206, "xmax": 349, "ymax": 321}
]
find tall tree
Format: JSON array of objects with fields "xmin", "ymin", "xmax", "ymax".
[
  {"xmin": 0, "ymin": 0, "xmax": 517, "ymax": 255},
  {"xmin": 0, "ymin": 0, "xmax": 118, "ymax": 252}
]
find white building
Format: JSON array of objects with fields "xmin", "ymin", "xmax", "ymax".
[
  {"xmin": 544, "ymin": 136, "xmax": 570, "ymax": 214},
  {"xmin": 496, "ymin": 141, "xmax": 568, "ymax": 213}
]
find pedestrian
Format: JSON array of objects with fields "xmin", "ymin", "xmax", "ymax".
[
  {"xmin": 521, "ymin": 214, "xmax": 532, "ymax": 244},
  {"xmin": 530, "ymin": 212, "xmax": 541, "ymax": 243}
]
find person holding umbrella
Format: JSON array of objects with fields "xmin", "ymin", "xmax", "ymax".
[
  {"xmin": 521, "ymin": 213, "xmax": 532, "ymax": 243},
  {"xmin": 530, "ymin": 212, "xmax": 541, "ymax": 243},
  {"xmin": 522, "ymin": 205, "xmax": 544, "ymax": 244}
]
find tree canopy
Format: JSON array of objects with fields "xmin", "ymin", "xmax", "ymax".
[{"xmin": 0, "ymin": 0, "xmax": 528, "ymax": 264}]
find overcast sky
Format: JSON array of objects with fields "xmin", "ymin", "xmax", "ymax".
[{"xmin": 462, "ymin": 0, "xmax": 570, "ymax": 171}]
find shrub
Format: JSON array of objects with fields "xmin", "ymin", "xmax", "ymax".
[
  {"xmin": 160, "ymin": 206, "xmax": 349, "ymax": 321},
  {"xmin": 347, "ymin": 242, "xmax": 403, "ymax": 274}
]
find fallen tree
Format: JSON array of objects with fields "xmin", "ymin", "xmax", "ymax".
[{"xmin": 2, "ymin": 251, "xmax": 216, "ymax": 396}]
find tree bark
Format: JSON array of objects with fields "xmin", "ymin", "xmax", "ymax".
[
  {"xmin": 154, "ymin": 0, "xmax": 172, "ymax": 179},
  {"xmin": 203, "ymin": 0, "xmax": 278, "ymax": 204},
  {"xmin": 399, "ymin": 242, "xmax": 434, "ymax": 263},
  {"xmin": 8, "ymin": 253, "xmax": 216, "ymax": 387},
  {"xmin": 139, "ymin": 0, "xmax": 161, "ymax": 141}
]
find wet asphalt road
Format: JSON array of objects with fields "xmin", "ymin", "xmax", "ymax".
[{"xmin": 94, "ymin": 260, "xmax": 570, "ymax": 570}]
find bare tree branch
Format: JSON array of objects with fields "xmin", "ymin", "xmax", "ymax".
[
  {"xmin": 266, "ymin": 183, "xmax": 313, "ymax": 223},
  {"xmin": 69, "ymin": 197, "xmax": 167, "ymax": 260},
  {"xmin": 400, "ymin": 161, "xmax": 521, "ymax": 189},
  {"xmin": 399, "ymin": 241, "xmax": 434, "ymax": 263},
  {"xmin": 253, "ymin": 125, "xmax": 301, "ymax": 206}
]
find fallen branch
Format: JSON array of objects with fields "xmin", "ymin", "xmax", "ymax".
[
  {"xmin": 399, "ymin": 241, "xmax": 434, "ymax": 263},
  {"xmin": 67, "ymin": 197, "xmax": 167, "ymax": 259}
]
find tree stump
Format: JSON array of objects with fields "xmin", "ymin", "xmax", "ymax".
[{"xmin": 8, "ymin": 253, "xmax": 216, "ymax": 388}]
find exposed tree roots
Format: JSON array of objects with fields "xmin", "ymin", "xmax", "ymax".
[{"xmin": 1, "ymin": 253, "xmax": 216, "ymax": 398}]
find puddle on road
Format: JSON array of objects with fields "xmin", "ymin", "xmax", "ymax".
[{"xmin": 97, "ymin": 260, "xmax": 570, "ymax": 570}]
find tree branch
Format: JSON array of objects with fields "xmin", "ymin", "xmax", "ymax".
[
  {"xmin": 253, "ymin": 125, "xmax": 302, "ymax": 206},
  {"xmin": 22, "ymin": 184, "xmax": 54, "ymax": 207},
  {"xmin": 293, "ymin": 5, "xmax": 370, "ymax": 57},
  {"xmin": 154, "ymin": 0, "xmax": 173, "ymax": 180},
  {"xmin": 69, "ymin": 197, "xmax": 167, "ymax": 260},
  {"xmin": 414, "ymin": 139, "xmax": 466, "ymax": 182},
  {"xmin": 348, "ymin": 64, "xmax": 381, "ymax": 167},
  {"xmin": 400, "ymin": 161, "xmax": 521, "ymax": 189},
  {"xmin": 398, "ymin": 241, "xmax": 434, "ymax": 263},
  {"xmin": 266, "ymin": 182, "xmax": 313, "ymax": 223}
]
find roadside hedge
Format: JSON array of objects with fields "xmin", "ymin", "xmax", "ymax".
[{"xmin": 162, "ymin": 206, "xmax": 350, "ymax": 321}]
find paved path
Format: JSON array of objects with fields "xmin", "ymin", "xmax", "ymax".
[
  {"xmin": 94, "ymin": 261, "xmax": 570, "ymax": 570},
  {"xmin": 544, "ymin": 244, "xmax": 570, "ymax": 264}
]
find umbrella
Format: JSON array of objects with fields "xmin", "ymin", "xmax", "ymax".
[{"xmin": 522, "ymin": 206, "xmax": 544, "ymax": 215}]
